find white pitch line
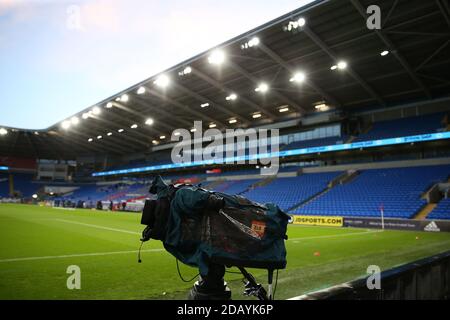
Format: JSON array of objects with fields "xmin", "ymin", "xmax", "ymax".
[
  {"xmin": 0, "ymin": 248, "xmax": 164, "ymax": 263},
  {"xmin": 288, "ymin": 230, "xmax": 382, "ymax": 242},
  {"xmin": 53, "ymin": 218, "xmax": 140, "ymax": 235}
]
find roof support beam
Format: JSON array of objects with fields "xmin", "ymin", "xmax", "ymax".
[
  {"xmin": 257, "ymin": 43, "xmax": 341, "ymax": 108},
  {"xmin": 87, "ymin": 112, "xmax": 154, "ymax": 147},
  {"xmin": 301, "ymin": 24, "xmax": 386, "ymax": 107},
  {"xmin": 227, "ymin": 61, "xmax": 307, "ymax": 114},
  {"xmin": 130, "ymin": 96, "xmax": 194, "ymax": 129},
  {"xmin": 350, "ymin": 0, "xmax": 431, "ymax": 99},
  {"xmin": 24, "ymin": 132, "xmax": 40, "ymax": 159},
  {"xmin": 143, "ymin": 85, "xmax": 227, "ymax": 128},
  {"xmin": 191, "ymin": 67, "xmax": 278, "ymax": 118},
  {"xmin": 173, "ymin": 83, "xmax": 250, "ymax": 125},
  {"xmin": 436, "ymin": 0, "xmax": 450, "ymax": 27},
  {"xmin": 59, "ymin": 130, "xmax": 131, "ymax": 154}
]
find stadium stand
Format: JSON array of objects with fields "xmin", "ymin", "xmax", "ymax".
[
  {"xmin": 243, "ymin": 172, "xmax": 341, "ymax": 211},
  {"xmin": 427, "ymin": 198, "xmax": 450, "ymax": 220},
  {"xmin": 0, "ymin": 173, "xmax": 9, "ymax": 197},
  {"xmin": 355, "ymin": 113, "xmax": 447, "ymax": 142},
  {"xmin": 283, "ymin": 136, "xmax": 347, "ymax": 150},
  {"xmin": 212, "ymin": 178, "xmax": 260, "ymax": 195},
  {"xmin": 10, "ymin": 173, "xmax": 38, "ymax": 197},
  {"xmin": 293, "ymin": 165, "xmax": 450, "ymax": 218}
]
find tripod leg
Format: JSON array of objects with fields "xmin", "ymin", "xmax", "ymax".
[{"xmin": 188, "ymin": 264, "xmax": 231, "ymax": 300}]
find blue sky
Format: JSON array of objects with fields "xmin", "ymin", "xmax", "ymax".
[{"xmin": 0, "ymin": 0, "xmax": 312, "ymax": 130}]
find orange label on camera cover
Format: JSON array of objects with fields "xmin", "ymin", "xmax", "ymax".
[{"xmin": 251, "ymin": 221, "xmax": 266, "ymax": 238}]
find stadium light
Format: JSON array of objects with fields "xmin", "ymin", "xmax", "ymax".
[
  {"xmin": 32, "ymin": 194, "xmax": 38, "ymax": 199},
  {"xmin": 315, "ymin": 103, "xmax": 330, "ymax": 111},
  {"xmin": 200, "ymin": 103, "xmax": 210, "ymax": 108},
  {"xmin": 145, "ymin": 118, "xmax": 154, "ymax": 126},
  {"xmin": 252, "ymin": 113, "xmax": 262, "ymax": 119},
  {"xmin": 159, "ymin": 135, "xmax": 166, "ymax": 139},
  {"xmin": 130, "ymin": 124, "xmax": 138, "ymax": 129},
  {"xmin": 284, "ymin": 17, "xmax": 306, "ymax": 32},
  {"xmin": 330, "ymin": 65, "xmax": 338, "ymax": 70},
  {"xmin": 190, "ymin": 128, "xmax": 197, "ymax": 132},
  {"xmin": 61, "ymin": 120, "xmax": 71, "ymax": 130},
  {"xmin": 279, "ymin": 107, "xmax": 289, "ymax": 113},
  {"xmin": 152, "ymin": 140, "xmax": 159, "ymax": 145},
  {"xmin": 154, "ymin": 74, "xmax": 170, "ymax": 88},
  {"xmin": 229, "ymin": 119, "xmax": 237, "ymax": 124},
  {"xmin": 115, "ymin": 97, "xmax": 121, "ymax": 101},
  {"xmin": 179, "ymin": 66, "xmax": 192, "ymax": 76},
  {"xmin": 0, "ymin": 128, "xmax": 8, "ymax": 135},
  {"xmin": 337, "ymin": 61, "xmax": 347, "ymax": 70},
  {"xmin": 380, "ymin": 50, "xmax": 389, "ymax": 56},
  {"xmin": 226, "ymin": 93, "xmax": 237, "ymax": 101},
  {"xmin": 137, "ymin": 87, "xmax": 146, "ymax": 94},
  {"xmin": 34, "ymin": 131, "xmax": 39, "ymax": 135},
  {"xmin": 106, "ymin": 102, "xmax": 113, "ymax": 108},
  {"xmin": 208, "ymin": 50, "xmax": 225, "ymax": 65},
  {"xmin": 121, "ymin": 94, "xmax": 129, "ymax": 102},
  {"xmin": 290, "ymin": 72, "xmax": 306, "ymax": 83},
  {"xmin": 241, "ymin": 36, "xmax": 260, "ymax": 50},
  {"xmin": 92, "ymin": 106, "xmax": 101, "ymax": 115},
  {"xmin": 82, "ymin": 112, "xmax": 90, "ymax": 119},
  {"xmin": 107, "ymin": 132, "xmax": 112, "ymax": 136},
  {"xmin": 255, "ymin": 83, "xmax": 269, "ymax": 93},
  {"xmin": 209, "ymin": 123, "xmax": 217, "ymax": 128},
  {"xmin": 118, "ymin": 128, "xmax": 124, "ymax": 133},
  {"xmin": 97, "ymin": 135, "xmax": 102, "ymax": 139},
  {"xmin": 88, "ymin": 138, "xmax": 93, "ymax": 142},
  {"xmin": 174, "ymin": 131, "xmax": 180, "ymax": 136},
  {"xmin": 71, "ymin": 116, "xmax": 79, "ymax": 125}
]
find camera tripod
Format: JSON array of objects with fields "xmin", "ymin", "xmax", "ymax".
[{"xmin": 188, "ymin": 264, "xmax": 275, "ymax": 300}]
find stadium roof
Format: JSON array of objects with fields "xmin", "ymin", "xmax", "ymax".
[{"xmin": 1, "ymin": 0, "xmax": 450, "ymax": 159}]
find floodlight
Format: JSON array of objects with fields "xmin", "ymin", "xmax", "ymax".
[
  {"xmin": 137, "ymin": 87, "xmax": 146, "ymax": 94},
  {"xmin": 337, "ymin": 61, "xmax": 347, "ymax": 70},
  {"xmin": 61, "ymin": 120, "xmax": 71, "ymax": 129},
  {"xmin": 255, "ymin": 83, "xmax": 269, "ymax": 93},
  {"xmin": 92, "ymin": 106, "xmax": 101, "ymax": 115},
  {"xmin": 208, "ymin": 50, "xmax": 225, "ymax": 65},
  {"xmin": 226, "ymin": 93, "xmax": 237, "ymax": 101},
  {"xmin": 71, "ymin": 116, "xmax": 79, "ymax": 125},
  {"xmin": 154, "ymin": 74, "xmax": 170, "ymax": 88},
  {"xmin": 121, "ymin": 94, "xmax": 129, "ymax": 102},
  {"xmin": 290, "ymin": 72, "xmax": 306, "ymax": 83}
]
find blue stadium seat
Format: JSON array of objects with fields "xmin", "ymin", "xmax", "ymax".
[{"xmin": 292, "ymin": 165, "xmax": 450, "ymax": 219}]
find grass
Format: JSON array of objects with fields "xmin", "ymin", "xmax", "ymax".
[{"xmin": 0, "ymin": 203, "xmax": 449, "ymax": 300}]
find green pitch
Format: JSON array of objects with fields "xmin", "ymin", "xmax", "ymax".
[{"xmin": 1, "ymin": 203, "xmax": 450, "ymax": 300}]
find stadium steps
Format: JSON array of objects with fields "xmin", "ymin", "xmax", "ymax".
[
  {"xmin": 203, "ymin": 180, "xmax": 227, "ymax": 190},
  {"xmin": 288, "ymin": 187, "xmax": 331, "ymax": 212},
  {"xmin": 287, "ymin": 172, "xmax": 351, "ymax": 212},
  {"xmin": 244, "ymin": 177, "xmax": 275, "ymax": 194},
  {"xmin": 414, "ymin": 203, "xmax": 437, "ymax": 220},
  {"xmin": 328, "ymin": 170, "xmax": 359, "ymax": 188},
  {"xmin": 345, "ymin": 136, "xmax": 356, "ymax": 144}
]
